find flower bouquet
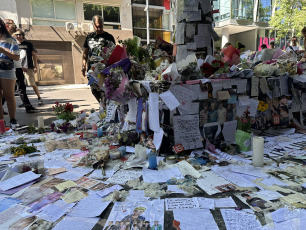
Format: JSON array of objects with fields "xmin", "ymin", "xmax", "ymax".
[
  {"xmin": 53, "ymin": 102, "xmax": 76, "ymax": 121},
  {"xmin": 235, "ymin": 107, "xmax": 254, "ymax": 151}
]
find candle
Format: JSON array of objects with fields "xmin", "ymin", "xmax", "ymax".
[
  {"xmin": 252, "ymin": 136, "xmax": 264, "ymax": 167},
  {"xmin": 148, "ymin": 149, "xmax": 157, "ymax": 169},
  {"xmin": 109, "ymin": 149, "xmax": 121, "ymax": 159},
  {"xmin": 118, "ymin": 146, "xmax": 126, "ymax": 157},
  {"xmin": 0, "ymin": 119, "xmax": 5, "ymax": 133},
  {"xmin": 37, "ymin": 116, "xmax": 44, "ymax": 128},
  {"xmin": 97, "ymin": 127, "xmax": 103, "ymax": 137}
]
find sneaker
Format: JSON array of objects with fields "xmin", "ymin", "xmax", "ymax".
[
  {"xmin": 26, "ymin": 106, "xmax": 44, "ymax": 113},
  {"xmin": 38, "ymin": 98, "xmax": 44, "ymax": 106},
  {"xmin": 18, "ymin": 103, "xmax": 25, "ymax": 108},
  {"xmin": 10, "ymin": 118, "xmax": 21, "ymax": 130},
  {"xmin": 3, "ymin": 110, "xmax": 8, "ymax": 115}
]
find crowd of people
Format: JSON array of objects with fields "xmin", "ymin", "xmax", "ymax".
[{"xmin": 0, "ymin": 17, "xmax": 43, "ymax": 129}]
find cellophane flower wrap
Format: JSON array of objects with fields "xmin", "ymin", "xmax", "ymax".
[{"xmin": 104, "ymin": 67, "xmax": 134, "ymax": 104}]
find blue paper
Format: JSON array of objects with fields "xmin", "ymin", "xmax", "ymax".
[{"xmin": 0, "ymin": 197, "xmax": 20, "ymax": 213}]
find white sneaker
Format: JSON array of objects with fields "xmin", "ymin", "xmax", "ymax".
[
  {"xmin": 38, "ymin": 98, "xmax": 44, "ymax": 106},
  {"xmin": 10, "ymin": 119, "xmax": 21, "ymax": 130}
]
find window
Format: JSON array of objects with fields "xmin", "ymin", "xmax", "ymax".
[
  {"xmin": 103, "ymin": 6, "xmax": 120, "ymax": 23},
  {"xmin": 83, "ymin": 3, "xmax": 102, "ymax": 21},
  {"xmin": 83, "ymin": 3, "xmax": 120, "ymax": 23},
  {"xmin": 31, "ymin": 0, "xmax": 76, "ymax": 21}
]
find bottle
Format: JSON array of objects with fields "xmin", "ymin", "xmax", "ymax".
[{"xmin": 148, "ymin": 148, "xmax": 157, "ymax": 169}]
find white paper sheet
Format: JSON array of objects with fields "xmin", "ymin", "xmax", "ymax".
[
  {"xmin": 186, "ymin": 10, "xmax": 201, "ymax": 22},
  {"xmin": 176, "ymin": 23, "xmax": 185, "ymax": 44},
  {"xmin": 167, "ymin": 185, "xmax": 187, "ymax": 194},
  {"xmin": 105, "ymin": 103, "xmax": 116, "ymax": 122},
  {"xmin": 197, "ymin": 171, "xmax": 230, "ymax": 195},
  {"xmin": 161, "ymin": 63, "xmax": 181, "ymax": 81},
  {"xmin": 126, "ymin": 98, "xmax": 137, "ymax": 123},
  {"xmin": 196, "ymin": 197, "xmax": 215, "ymax": 209},
  {"xmin": 107, "ymin": 169, "xmax": 142, "ymax": 185},
  {"xmin": 222, "ymin": 120, "xmax": 237, "ymax": 143},
  {"xmin": 153, "ymin": 128, "xmax": 164, "ymax": 151},
  {"xmin": 186, "ymin": 24, "xmax": 196, "ymax": 39},
  {"xmin": 148, "ymin": 93, "xmax": 160, "ymax": 132},
  {"xmin": 165, "ymin": 198, "xmax": 199, "ymax": 210},
  {"xmin": 0, "ymin": 171, "xmax": 40, "ymax": 191},
  {"xmin": 142, "ymin": 167, "xmax": 184, "ymax": 183},
  {"xmin": 214, "ymin": 197, "xmax": 237, "ymax": 208},
  {"xmin": 96, "ymin": 185, "xmax": 123, "ymax": 198},
  {"xmin": 173, "ymin": 115, "xmax": 203, "ymax": 150},
  {"xmin": 37, "ymin": 200, "xmax": 75, "ymax": 222},
  {"xmin": 176, "ymin": 45, "xmax": 188, "ymax": 62},
  {"xmin": 159, "ymin": 91, "xmax": 180, "ymax": 111},
  {"xmin": 220, "ymin": 209, "xmax": 262, "ymax": 230},
  {"xmin": 52, "ymin": 216, "xmax": 100, "ymax": 230},
  {"xmin": 178, "ymin": 102, "xmax": 199, "ymax": 115},
  {"xmin": 237, "ymin": 79, "xmax": 248, "ymax": 93},
  {"xmin": 170, "ymin": 85, "xmax": 194, "ymax": 108},
  {"xmin": 68, "ymin": 193, "xmax": 110, "ymax": 217},
  {"xmin": 173, "ymin": 209, "xmax": 219, "ymax": 230}
]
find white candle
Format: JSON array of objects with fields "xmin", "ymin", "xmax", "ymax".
[
  {"xmin": 252, "ymin": 136, "xmax": 264, "ymax": 167},
  {"xmin": 37, "ymin": 116, "xmax": 44, "ymax": 128}
]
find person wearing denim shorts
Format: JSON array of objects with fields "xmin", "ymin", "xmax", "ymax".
[{"xmin": 0, "ymin": 18, "xmax": 20, "ymax": 129}]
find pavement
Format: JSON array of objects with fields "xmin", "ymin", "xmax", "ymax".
[{"xmin": 2, "ymin": 84, "xmax": 100, "ymax": 127}]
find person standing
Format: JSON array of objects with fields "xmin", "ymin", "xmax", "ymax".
[
  {"xmin": 2, "ymin": 24, "xmax": 40, "ymax": 113},
  {"xmin": 269, "ymin": 40, "xmax": 275, "ymax": 49},
  {"xmin": 18, "ymin": 30, "xmax": 43, "ymax": 106},
  {"xmin": 0, "ymin": 18, "xmax": 20, "ymax": 128},
  {"xmin": 285, "ymin": 36, "xmax": 303, "ymax": 56},
  {"xmin": 302, "ymin": 27, "xmax": 306, "ymax": 59},
  {"xmin": 82, "ymin": 15, "xmax": 115, "ymax": 103}
]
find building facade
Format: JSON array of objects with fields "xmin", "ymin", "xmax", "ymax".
[
  {"xmin": 213, "ymin": 0, "xmax": 280, "ymax": 51},
  {"xmin": 131, "ymin": 0, "xmax": 173, "ymax": 43},
  {"xmin": 0, "ymin": 0, "xmax": 134, "ymax": 85}
]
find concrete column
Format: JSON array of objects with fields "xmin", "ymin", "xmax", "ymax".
[{"xmin": 221, "ymin": 27, "xmax": 230, "ymax": 48}]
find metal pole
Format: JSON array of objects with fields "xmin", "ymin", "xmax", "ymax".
[{"xmin": 146, "ymin": 0, "xmax": 150, "ymax": 44}]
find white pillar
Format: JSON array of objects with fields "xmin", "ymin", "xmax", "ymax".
[
  {"xmin": 221, "ymin": 27, "xmax": 230, "ymax": 48},
  {"xmin": 146, "ymin": 0, "xmax": 150, "ymax": 44}
]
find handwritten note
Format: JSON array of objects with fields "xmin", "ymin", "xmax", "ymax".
[
  {"xmin": 45, "ymin": 137, "xmax": 83, "ymax": 152},
  {"xmin": 52, "ymin": 216, "xmax": 100, "ymax": 230},
  {"xmin": 106, "ymin": 169, "xmax": 142, "ymax": 185},
  {"xmin": 159, "ymin": 91, "xmax": 180, "ymax": 111},
  {"xmin": 37, "ymin": 200, "xmax": 75, "ymax": 222},
  {"xmin": 105, "ymin": 103, "xmax": 116, "ymax": 122},
  {"xmin": 170, "ymin": 85, "xmax": 194, "ymax": 108},
  {"xmin": 48, "ymin": 167, "xmax": 67, "ymax": 176},
  {"xmin": 55, "ymin": 180, "xmax": 77, "ymax": 192},
  {"xmin": 173, "ymin": 115, "xmax": 203, "ymax": 150},
  {"xmin": 165, "ymin": 198, "xmax": 199, "ymax": 210},
  {"xmin": 220, "ymin": 209, "xmax": 262, "ymax": 230}
]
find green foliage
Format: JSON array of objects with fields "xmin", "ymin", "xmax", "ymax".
[{"xmin": 270, "ymin": 0, "xmax": 306, "ymax": 38}]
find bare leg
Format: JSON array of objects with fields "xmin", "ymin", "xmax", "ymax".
[
  {"xmin": 32, "ymin": 85, "xmax": 41, "ymax": 98},
  {"xmin": 2, "ymin": 78, "xmax": 16, "ymax": 120}
]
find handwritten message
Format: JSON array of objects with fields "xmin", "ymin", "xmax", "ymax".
[
  {"xmin": 173, "ymin": 115, "xmax": 203, "ymax": 150},
  {"xmin": 165, "ymin": 198, "xmax": 199, "ymax": 211}
]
